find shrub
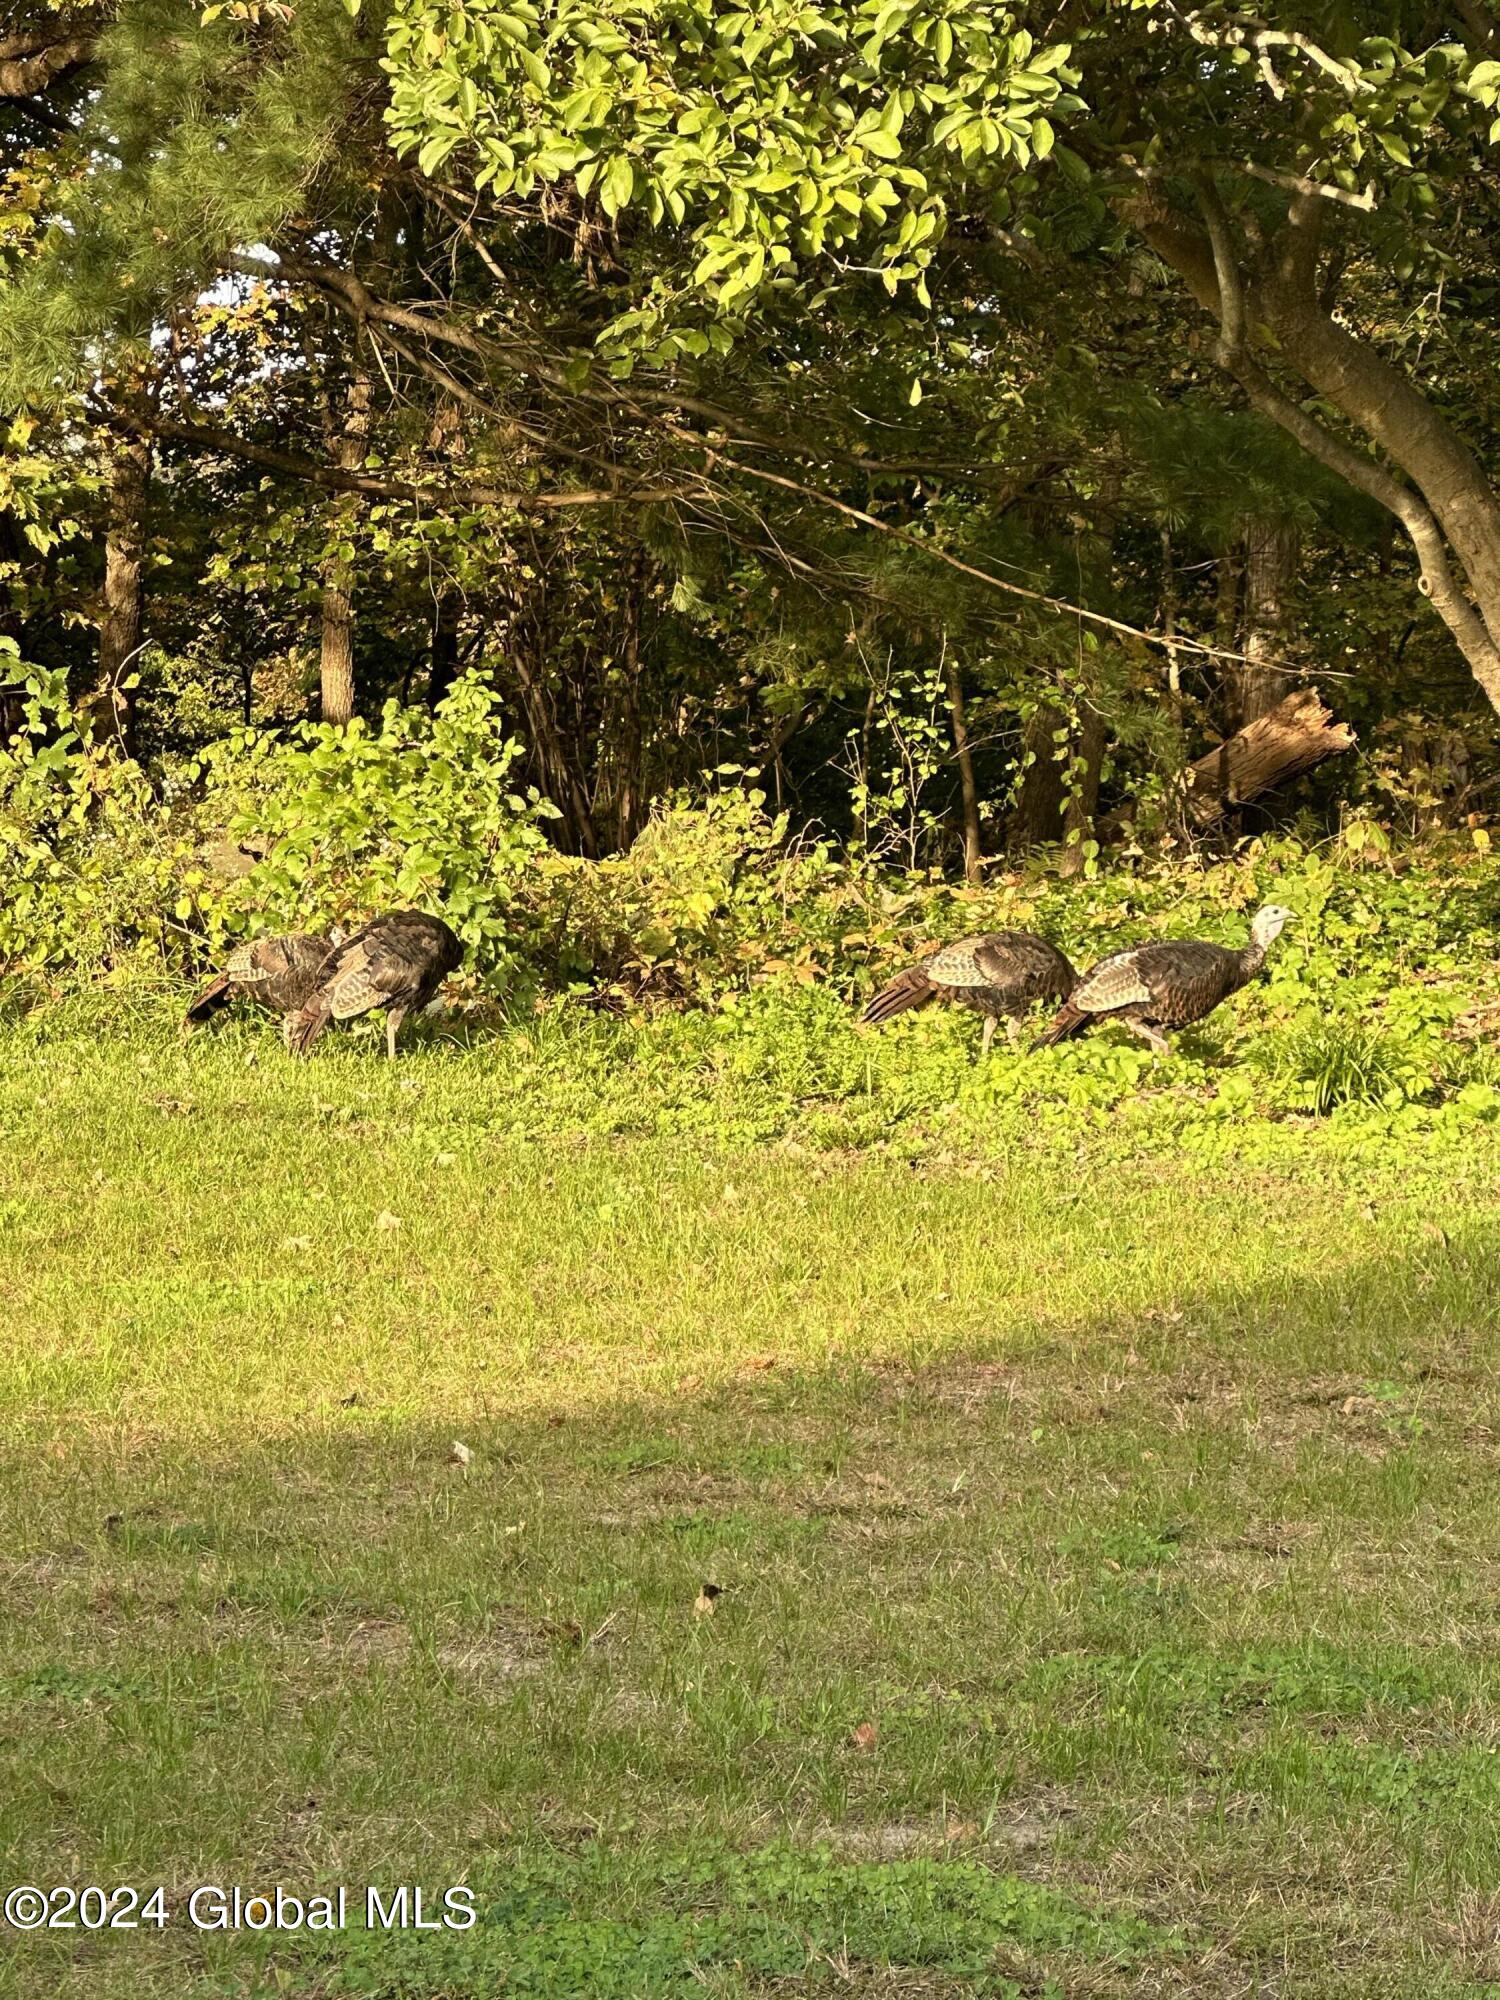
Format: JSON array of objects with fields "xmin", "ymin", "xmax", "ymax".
[
  {"xmin": 0, "ymin": 664, "xmax": 559, "ymax": 991},
  {"xmin": 186, "ymin": 673, "xmax": 559, "ymax": 981},
  {"xmin": 0, "ymin": 650, "xmax": 178, "ymax": 986},
  {"xmin": 526, "ymin": 782, "xmax": 819, "ymax": 999}
]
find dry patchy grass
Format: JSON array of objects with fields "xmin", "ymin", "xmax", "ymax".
[{"xmin": 0, "ymin": 1022, "xmax": 1498, "ymax": 1997}]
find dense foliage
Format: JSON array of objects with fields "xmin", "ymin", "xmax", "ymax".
[
  {"xmin": 1, "ymin": 658, "xmax": 1494, "ymax": 1170},
  {"xmin": 2, "ymin": 1, "xmax": 1500, "ymax": 887}
]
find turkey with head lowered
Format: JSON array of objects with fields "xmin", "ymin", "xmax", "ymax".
[
  {"xmin": 284, "ymin": 911, "xmax": 463, "ymax": 1059},
  {"xmin": 185, "ymin": 932, "xmax": 337, "ymax": 1028},
  {"xmin": 862, "ymin": 929, "xmax": 1076, "ymax": 1056},
  {"xmin": 1035, "ymin": 905, "xmax": 1294, "ymax": 1055}
]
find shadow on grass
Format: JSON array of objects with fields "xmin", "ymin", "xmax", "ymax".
[{"xmin": 2, "ymin": 1223, "xmax": 1499, "ymax": 1996}]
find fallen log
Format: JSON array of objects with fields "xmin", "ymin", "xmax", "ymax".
[{"xmin": 1184, "ymin": 684, "xmax": 1356, "ymax": 828}]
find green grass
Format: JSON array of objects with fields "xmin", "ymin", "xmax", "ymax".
[{"xmin": 2, "ymin": 1002, "xmax": 1500, "ymax": 1998}]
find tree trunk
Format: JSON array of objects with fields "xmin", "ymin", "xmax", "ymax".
[
  {"xmin": 319, "ymin": 571, "xmax": 355, "ymax": 726},
  {"xmin": 1160, "ymin": 525, "xmax": 1183, "ymax": 725},
  {"xmin": 428, "ymin": 587, "xmax": 461, "ymax": 710},
  {"xmin": 1214, "ymin": 546, "xmax": 1242, "ymax": 652},
  {"xmin": 1133, "ymin": 191, "xmax": 1500, "ymax": 709},
  {"xmin": 319, "ymin": 371, "xmax": 371, "ymax": 725},
  {"xmin": 1058, "ymin": 699, "xmax": 1106, "ymax": 877},
  {"xmin": 596, "ymin": 549, "xmax": 647, "ymax": 851},
  {"xmin": 1185, "ymin": 685, "xmax": 1355, "ymax": 827},
  {"xmin": 944, "ymin": 656, "xmax": 983, "ymax": 883},
  {"xmin": 1234, "ymin": 520, "xmax": 1298, "ymax": 728},
  {"xmin": 1008, "ymin": 701, "xmax": 1067, "ymax": 851},
  {"xmin": 511, "ymin": 643, "xmax": 600, "ymax": 857},
  {"xmin": 94, "ymin": 431, "xmax": 151, "ymax": 756}
]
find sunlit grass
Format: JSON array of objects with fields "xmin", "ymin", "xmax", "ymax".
[{"xmin": 2, "ymin": 1012, "xmax": 1499, "ymax": 1997}]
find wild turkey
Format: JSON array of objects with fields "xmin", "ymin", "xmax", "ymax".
[
  {"xmin": 1035, "ymin": 904, "xmax": 1294, "ymax": 1054},
  {"xmin": 185, "ymin": 932, "xmax": 335, "ymax": 1027},
  {"xmin": 285, "ymin": 910, "xmax": 463, "ymax": 1059},
  {"xmin": 862, "ymin": 930, "xmax": 1077, "ymax": 1055}
]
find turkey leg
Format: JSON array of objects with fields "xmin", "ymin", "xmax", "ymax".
[
  {"xmin": 385, "ymin": 1006, "xmax": 409, "ymax": 1060},
  {"xmin": 1125, "ymin": 1020, "xmax": 1171, "ymax": 1056}
]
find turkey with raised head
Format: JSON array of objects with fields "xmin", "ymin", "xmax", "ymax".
[
  {"xmin": 1035, "ymin": 904, "xmax": 1294, "ymax": 1054},
  {"xmin": 284, "ymin": 911, "xmax": 463, "ymax": 1059},
  {"xmin": 185, "ymin": 932, "xmax": 335, "ymax": 1027},
  {"xmin": 862, "ymin": 930, "xmax": 1076, "ymax": 1056}
]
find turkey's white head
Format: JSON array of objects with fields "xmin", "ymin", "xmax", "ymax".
[{"xmin": 1250, "ymin": 904, "xmax": 1294, "ymax": 948}]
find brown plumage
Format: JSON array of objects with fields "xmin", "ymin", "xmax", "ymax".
[
  {"xmin": 1036, "ymin": 904, "xmax": 1294, "ymax": 1054},
  {"xmin": 862, "ymin": 930, "xmax": 1076, "ymax": 1055},
  {"xmin": 285, "ymin": 910, "xmax": 463, "ymax": 1059},
  {"xmin": 185, "ymin": 933, "xmax": 334, "ymax": 1027}
]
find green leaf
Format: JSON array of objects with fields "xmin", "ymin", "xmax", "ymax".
[
  {"xmin": 859, "ymin": 126, "xmax": 902, "ymax": 159},
  {"xmin": 600, "ymin": 153, "xmax": 635, "ymax": 216},
  {"xmin": 516, "ymin": 44, "xmax": 551, "ymax": 90},
  {"xmin": 417, "ymin": 131, "xmax": 460, "ymax": 178}
]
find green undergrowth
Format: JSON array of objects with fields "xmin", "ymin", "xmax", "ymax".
[
  {"xmin": 4, "ymin": 666, "xmax": 1500, "ymax": 1117},
  {"xmin": 7, "ymin": 815, "xmax": 1500, "ymax": 1173},
  {"xmin": 10, "ymin": 926, "xmax": 1500, "ymax": 1186}
]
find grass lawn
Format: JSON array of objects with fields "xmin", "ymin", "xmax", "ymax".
[{"xmin": 3, "ymin": 1003, "xmax": 1500, "ymax": 1997}]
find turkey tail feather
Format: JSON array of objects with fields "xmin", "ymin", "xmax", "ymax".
[
  {"xmin": 861, "ymin": 965, "xmax": 934, "ymax": 1025},
  {"xmin": 1033, "ymin": 1002, "xmax": 1087, "ymax": 1050},
  {"xmin": 184, "ymin": 973, "xmax": 232, "ymax": 1025},
  {"xmin": 285, "ymin": 997, "xmax": 333, "ymax": 1058}
]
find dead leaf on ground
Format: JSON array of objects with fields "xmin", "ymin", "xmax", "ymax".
[
  {"xmin": 849, "ymin": 1721, "xmax": 880, "ymax": 1753},
  {"xmin": 449, "ymin": 1441, "xmax": 473, "ymax": 1467},
  {"xmin": 537, "ymin": 1619, "xmax": 583, "ymax": 1646},
  {"xmin": 375, "ymin": 1210, "xmax": 402, "ymax": 1233}
]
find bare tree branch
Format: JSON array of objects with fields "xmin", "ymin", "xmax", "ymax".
[
  {"xmin": 0, "ymin": 31, "xmax": 94, "ymax": 97},
  {"xmin": 108, "ymin": 405, "xmax": 676, "ymax": 513},
  {"xmin": 1228, "ymin": 159, "xmax": 1375, "ymax": 212}
]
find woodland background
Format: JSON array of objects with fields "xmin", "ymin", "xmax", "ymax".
[{"xmin": 2, "ymin": 0, "xmax": 1500, "ymax": 976}]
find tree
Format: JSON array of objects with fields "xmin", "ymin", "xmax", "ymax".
[
  {"xmin": 0, "ymin": 0, "xmax": 1485, "ymax": 872},
  {"xmin": 1041, "ymin": 2, "xmax": 1500, "ymax": 713},
  {"xmin": 93, "ymin": 427, "xmax": 150, "ymax": 752}
]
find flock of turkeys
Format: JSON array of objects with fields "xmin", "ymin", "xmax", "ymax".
[
  {"xmin": 187, "ymin": 903, "xmax": 1293, "ymax": 1060},
  {"xmin": 186, "ymin": 911, "xmax": 462, "ymax": 1059},
  {"xmin": 863, "ymin": 904, "xmax": 1294, "ymax": 1055}
]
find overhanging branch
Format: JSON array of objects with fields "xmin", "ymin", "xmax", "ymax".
[
  {"xmin": 211, "ymin": 252, "xmax": 1304, "ymax": 674},
  {"xmin": 0, "ymin": 32, "xmax": 95, "ymax": 97},
  {"xmin": 108, "ymin": 405, "xmax": 676, "ymax": 513}
]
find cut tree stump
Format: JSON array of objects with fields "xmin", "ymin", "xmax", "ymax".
[{"xmin": 1185, "ymin": 685, "xmax": 1356, "ymax": 828}]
